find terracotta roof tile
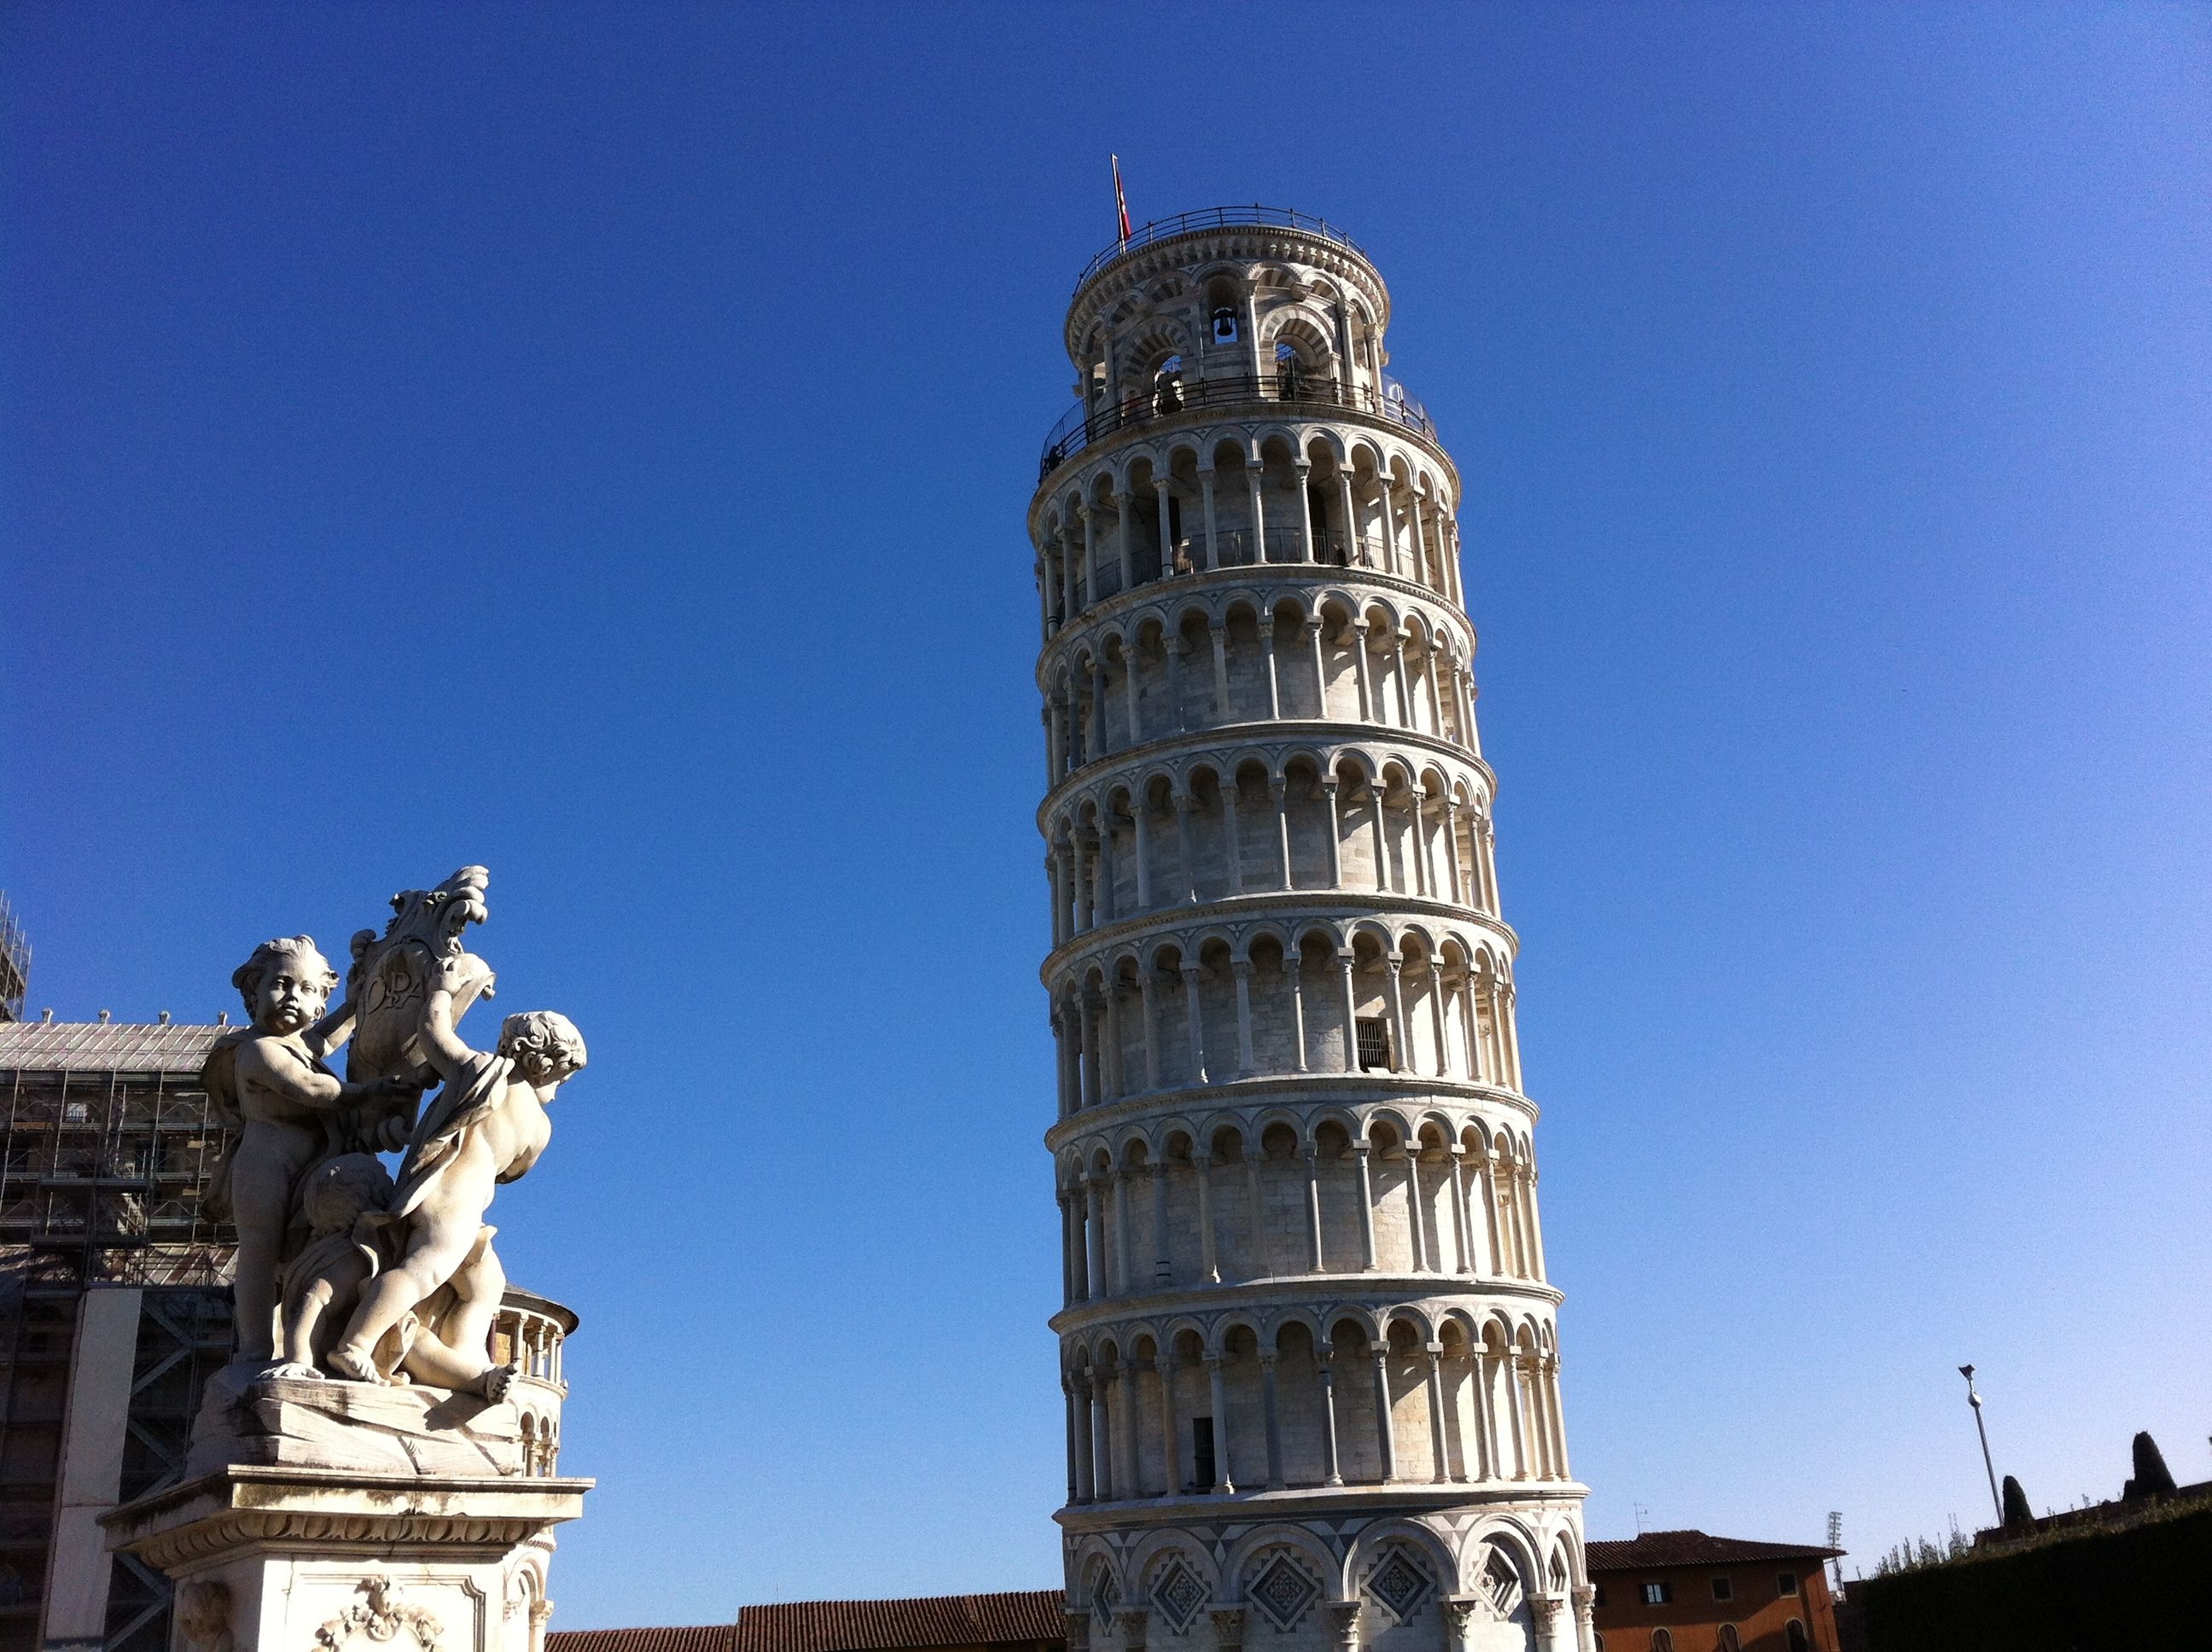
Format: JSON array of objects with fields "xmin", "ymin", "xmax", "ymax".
[
  {"xmin": 1586, "ymin": 1530, "xmax": 1842, "ymax": 1572},
  {"xmin": 731, "ymin": 1591, "xmax": 1067, "ymax": 1651},
  {"xmin": 549, "ymin": 1629, "xmax": 733, "ymax": 1652}
]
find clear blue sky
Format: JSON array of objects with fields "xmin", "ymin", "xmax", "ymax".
[{"xmin": 5, "ymin": 1, "xmax": 2207, "ymax": 1626}]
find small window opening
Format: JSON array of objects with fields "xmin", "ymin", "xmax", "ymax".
[
  {"xmin": 1777, "ymin": 1573, "xmax": 1798, "ymax": 1597},
  {"xmin": 1355, "ymin": 1017, "xmax": 1392, "ymax": 1071},
  {"xmin": 1650, "ymin": 1631, "xmax": 1674, "ymax": 1652},
  {"xmin": 1710, "ymin": 1577, "xmax": 1733, "ymax": 1602},
  {"xmin": 1640, "ymin": 1582, "xmax": 1672, "ymax": 1606},
  {"xmin": 1190, "ymin": 1416, "xmax": 1217, "ymax": 1490},
  {"xmin": 1784, "ymin": 1623, "xmax": 1808, "ymax": 1652}
]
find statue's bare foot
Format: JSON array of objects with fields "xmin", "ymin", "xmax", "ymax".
[
  {"xmin": 262, "ymin": 1361, "xmax": 325, "ymax": 1382},
  {"xmin": 325, "ymin": 1346, "xmax": 383, "ymax": 1384},
  {"xmin": 478, "ymin": 1364, "xmax": 518, "ymax": 1402}
]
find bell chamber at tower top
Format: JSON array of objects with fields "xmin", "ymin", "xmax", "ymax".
[{"xmin": 1029, "ymin": 207, "xmax": 1461, "ymax": 641}]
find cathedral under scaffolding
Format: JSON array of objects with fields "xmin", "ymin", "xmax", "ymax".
[{"xmin": 0, "ymin": 1018, "xmax": 236, "ymax": 1652}]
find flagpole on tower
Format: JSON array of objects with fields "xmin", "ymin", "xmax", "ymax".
[{"xmin": 1112, "ymin": 154, "xmax": 1132, "ymax": 246}]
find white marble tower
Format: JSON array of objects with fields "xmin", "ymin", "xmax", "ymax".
[{"xmin": 1033, "ymin": 209, "xmax": 1593, "ymax": 1652}]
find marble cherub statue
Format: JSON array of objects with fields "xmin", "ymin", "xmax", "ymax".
[
  {"xmin": 273, "ymin": 1153, "xmax": 396, "ymax": 1376},
  {"xmin": 201, "ymin": 938, "xmax": 417, "ymax": 1364},
  {"xmin": 323, "ymin": 958, "xmax": 585, "ymax": 1387}
]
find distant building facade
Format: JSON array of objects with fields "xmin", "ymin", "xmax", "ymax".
[
  {"xmin": 1585, "ymin": 1533, "xmax": 1842, "ymax": 1652},
  {"xmin": 0, "ymin": 1018, "xmax": 236, "ymax": 1652}
]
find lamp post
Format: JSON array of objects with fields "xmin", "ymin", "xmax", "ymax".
[{"xmin": 1959, "ymin": 1364, "xmax": 2002, "ymax": 1523}]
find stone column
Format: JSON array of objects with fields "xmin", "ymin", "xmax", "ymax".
[
  {"xmin": 1318, "ymin": 1354, "xmax": 1344, "ymax": 1486},
  {"xmin": 1198, "ymin": 467, "xmax": 1220, "ymax": 569},
  {"xmin": 1155, "ymin": 484, "xmax": 1174, "ymax": 579},
  {"xmin": 1441, "ymin": 797, "xmax": 1465, "ymax": 905},
  {"xmin": 1337, "ymin": 950, "xmax": 1360, "ymax": 1073},
  {"xmin": 1283, "ymin": 948, "xmax": 1309, "ymax": 1073},
  {"xmin": 1353, "ymin": 1143, "xmax": 1378, "ymax": 1271},
  {"xmin": 1301, "ymin": 1147, "xmax": 1325, "ymax": 1272},
  {"xmin": 1368, "ymin": 786, "xmax": 1392, "ymax": 893},
  {"xmin": 1325, "ymin": 1601, "xmax": 1361, "ymax": 1652},
  {"xmin": 1154, "ymin": 1353, "xmax": 1180, "ymax": 1495},
  {"xmin": 1244, "ymin": 467, "xmax": 1266, "ymax": 563},
  {"xmin": 1348, "ymin": 621, "xmax": 1375, "ymax": 720},
  {"xmin": 1259, "ymin": 1352, "xmax": 1285, "ymax": 1488},
  {"xmin": 1423, "ymin": 1344, "xmax": 1451, "ymax": 1481},
  {"xmin": 1221, "ymin": 781, "xmax": 1246, "ymax": 893},
  {"xmin": 1210, "ymin": 1606, "xmax": 1247, "ymax": 1652},
  {"xmin": 1172, "ymin": 789, "xmax": 1198, "ymax": 902},
  {"xmin": 1505, "ymin": 1354, "xmax": 1531, "ymax": 1479},
  {"xmin": 1114, "ymin": 489, "xmax": 1135, "ymax": 589},
  {"xmin": 1138, "ymin": 970, "xmax": 1160, "ymax": 1091},
  {"xmin": 1150, "ymin": 1160, "xmax": 1172, "ymax": 1286},
  {"xmin": 1390, "ymin": 630, "xmax": 1414, "ymax": 727},
  {"xmin": 1371, "ymin": 1345, "xmax": 1397, "ymax": 1481},
  {"xmin": 1123, "ymin": 641, "xmax": 1141, "ymax": 747},
  {"xmin": 1196, "ymin": 1151, "xmax": 1220, "ymax": 1283},
  {"xmin": 1078, "ymin": 992, "xmax": 1100, "ymax": 1108},
  {"xmin": 1401, "ymin": 1142, "xmax": 1429, "ymax": 1272},
  {"xmin": 1306, "ymin": 619, "xmax": 1328, "ymax": 715},
  {"xmin": 1270, "ymin": 778, "xmax": 1292, "ymax": 887},
  {"xmin": 1336, "ymin": 469, "xmax": 1359, "ymax": 566},
  {"xmin": 1132, "ymin": 803, "xmax": 1153, "ymax": 909},
  {"xmin": 1205, "ymin": 1356, "xmax": 1236, "ymax": 1492},
  {"xmin": 1164, "ymin": 636, "xmax": 1187, "ymax": 732},
  {"xmin": 1068, "ymin": 1375, "xmax": 1093, "ymax": 1501},
  {"xmin": 1260, "ymin": 627, "xmax": 1282, "ymax": 718},
  {"xmin": 1181, "ymin": 963, "xmax": 1208, "ymax": 1083},
  {"xmin": 1383, "ymin": 955, "xmax": 1410, "ymax": 1073},
  {"xmin": 1293, "ymin": 462, "xmax": 1315, "ymax": 561},
  {"xmin": 1320, "ymin": 778, "xmax": 1344, "ymax": 887},
  {"xmin": 1427, "ymin": 960, "xmax": 1451, "ymax": 1078},
  {"xmin": 1111, "ymin": 1170, "xmax": 1132, "ymax": 1294},
  {"xmin": 1446, "ymin": 1149, "xmax": 1472, "ymax": 1273},
  {"xmin": 1407, "ymin": 787, "xmax": 1432, "ymax": 898},
  {"xmin": 1090, "ymin": 1370, "xmax": 1113, "ymax": 1498},
  {"xmin": 1209, "ymin": 624, "xmax": 1231, "ymax": 724},
  {"xmin": 1117, "ymin": 1364, "xmax": 1141, "ymax": 1496},
  {"xmin": 1084, "ymin": 1176, "xmax": 1107, "ymax": 1299},
  {"xmin": 1070, "ymin": 833, "xmax": 1091, "ymax": 931},
  {"xmin": 1231, "ymin": 960, "xmax": 1256, "ymax": 1073}
]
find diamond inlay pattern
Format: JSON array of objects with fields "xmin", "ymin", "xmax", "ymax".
[
  {"xmin": 1150, "ymin": 1560, "xmax": 1206, "ymax": 1634},
  {"xmin": 1365, "ymin": 1551, "xmax": 1435, "ymax": 1623},
  {"xmin": 1248, "ymin": 1553, "xmax": 1321, "ymax": 1632}
]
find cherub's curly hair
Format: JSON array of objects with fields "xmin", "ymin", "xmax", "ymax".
[
  {"xmin": 498, "ymin": 1010, "xmax": 587, "ymax": 1078},
  {"xmin": 230, "ymin": 935, "xmax": 338, "ymax": 1014}
]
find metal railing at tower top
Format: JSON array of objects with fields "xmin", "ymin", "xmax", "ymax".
[
  {"xmin": 1072, "ymin": 206, "xmax": 1367, "ymax": 292},
  {"xmin": 1039, "ymin": 371, "xmax": 1435, "ymax": 480}
]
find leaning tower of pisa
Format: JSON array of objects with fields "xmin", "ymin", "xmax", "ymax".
[{"xmin": 1033, "ymin": 209, "xmax": 1593, "ymax": 1652}]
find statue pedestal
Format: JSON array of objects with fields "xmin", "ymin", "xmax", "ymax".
[{"xmin": 102, "ymin": 1463, "xmax": 588, "ymax": 1652}]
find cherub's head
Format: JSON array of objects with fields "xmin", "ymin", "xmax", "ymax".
[
  {"xmin": 300, "ymin": 1153, "xmax": 394, "ymax": 1235},
  {"xmin": 498, "ymin": 1011, "xmax": 587, "ymax": 1090},
  {"xmin": 232, "ymin": 935, "xmax": 339, "ymax": 1035}
]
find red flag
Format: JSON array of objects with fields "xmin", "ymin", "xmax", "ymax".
[{"xmin": 1112, "ymin": 154, "xmax": 1132, "ymax": 244}]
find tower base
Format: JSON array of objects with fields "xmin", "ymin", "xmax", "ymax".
[{"xmin": 101, "ymin": 1463, "xmax": 587, "ymax": 1652}]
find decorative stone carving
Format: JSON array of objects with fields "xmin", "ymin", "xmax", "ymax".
[
  {"xmin": 1322, "ymin": 1598, "xmax": 1363, "ymax": 1650},
  {"xmin": 1207, "ymin": 1604, "xmax": 1245, "ymax": 1650},
  {"xmin": 315, "ymin": 1577, "xmax": 444, "ymax": 1652},
  {"xmin": 1113, "ymin": 1606, "xmax": 1150, "ymax": 1650},
  {"xmin": 176, "ymin": 1580, "xmax": 234, "ymax": 1652}
]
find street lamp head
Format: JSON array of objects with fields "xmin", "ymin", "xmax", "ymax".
[{"xmin": 1959, "ymin": 1364, "xmax": 1975, "ymax": 1382}]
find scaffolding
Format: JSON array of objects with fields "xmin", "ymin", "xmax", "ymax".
[
  {"xmin": 0, "ymin": 1021, "xmax": 233, "ymax": 1652},
  {"xmin": 0, "ymin": 900, "xmax": 27, "ymax": 1026}
]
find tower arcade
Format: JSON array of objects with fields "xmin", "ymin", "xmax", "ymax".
[{"xmin": 1032, "ymin": 208, "xmax": 1593, "ymax": 1652}]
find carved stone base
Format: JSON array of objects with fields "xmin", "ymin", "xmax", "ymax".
[
  {"xmin": 188, "ymin": 1364, "xmax": 529, "ymax": 1481},
  {"xmin": 102, "ymin": 1465, "xmax": 587, "ymax": 1652}
]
